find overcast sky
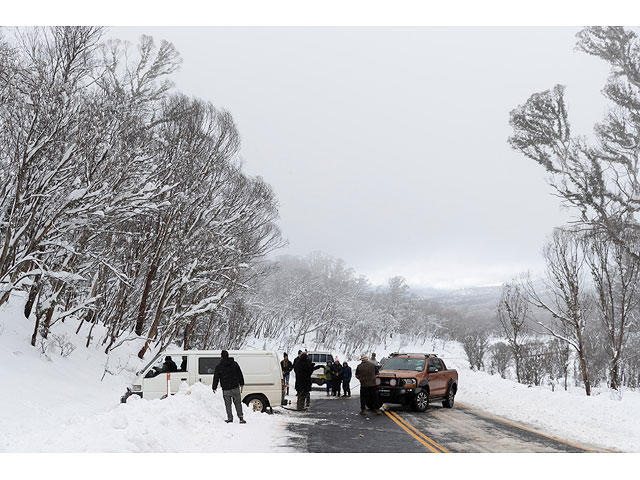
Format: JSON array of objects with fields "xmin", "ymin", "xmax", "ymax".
[{"xmin": 110, "ymin": 27, "xmax": 612, "ymax": 289}]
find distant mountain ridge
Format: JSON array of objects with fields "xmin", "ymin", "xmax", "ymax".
[{"xmin": 411, "ymin": 285, "xmax": 502, "ymax": 308}]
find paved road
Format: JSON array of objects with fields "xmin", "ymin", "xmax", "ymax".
[{"xmin": 281, "ymin": 388, "xmax": 598, "ymax": 453}]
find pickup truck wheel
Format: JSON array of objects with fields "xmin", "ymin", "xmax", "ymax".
[
  {"xmin": 412, "ymin": 390, "xmax": 429, "ymax": 412},
  {"xmin": 442, "ymin": 384, "xmax": 456, "ymax": 408}
]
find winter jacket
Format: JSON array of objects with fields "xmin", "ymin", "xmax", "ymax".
[
  {"xmin": 294, "ymin": 355, "xmax": 315, "ymax": 392},
  {"xmin": 212, "ymin": 357, "xmax": 245, "ymax": 391},
  {"xmin": 330, "ymin": 363, "xmax": 343, "ymax": 379},
  {"xmin": 355, "ymin": 360, "xmax": 377, "ymax": 388},
  {"xmin": 323, "ymin": 365, "xmax": 333, "ymax": 381},
  {"xmin": 342, "ymin": 366, "xmax": 352, "ymax": 382},
  {"xmin": 281, "ymin": 359, "xmax": 294, "ymax": 375}
]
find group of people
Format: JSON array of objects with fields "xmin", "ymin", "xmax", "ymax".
[
  {"xmin": 285, "ymin": 349, "xmax": 382, "ymax": 415},
  {"xmin": 154, "ymin": 348, "xmax": 382, "ymax": 424},
  {"xmin": 323, "ymin": 359, "xmax": 352, "ymax": 397}
]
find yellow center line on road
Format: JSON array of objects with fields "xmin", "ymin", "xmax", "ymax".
[
  {"xmin": 455, "ymin": 402, "xmax": 602, "ymax": 453},
  {"xmin": 382, "ymin": 410, "xmax": 442, "ymax": 453},
  {"xmin": 385, "ymin": 409, "xmax": 451, "ymax": 453}
]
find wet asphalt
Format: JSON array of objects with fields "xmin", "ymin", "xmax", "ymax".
[{"xmin": 278, "ymin": 387, "xmax": 596, "ymax": 453}]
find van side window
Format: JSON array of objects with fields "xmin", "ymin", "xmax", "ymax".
[
  {"xmin": 327, "ymin": 355, "xmax": 334, "ymax": 363},
  {"xmin": 199, "ymin": 357, "xmax": 221, "ymax": 375},
  {"xmin": 180, "ymin": 356, "xmax": 188, "ymax": 372},
  {"xmin": 319, "ymin": 354, "xmax": 326, "ymax": 363}
]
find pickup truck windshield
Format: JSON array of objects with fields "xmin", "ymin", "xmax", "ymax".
[{"xmin": 382, "ymin": 357, "xmax": 426, "ymax": 371}]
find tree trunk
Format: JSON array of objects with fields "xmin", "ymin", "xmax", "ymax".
[
  {"xmin": 610, "ymin": 357, "xmax": 620, "ymax": 390},
  {"xmin": 135, "ymin": 262, "xmax": 158, "ymax": 336},
  {"xmin": 24, "ymin": 273, "xmax": 42, "ymax": 318},
  {"xmin": 42, "ymin": 306, "xmax": 55, "ymax": 339},
  {"xmin": 137, "ymin": 270, "xmax": 172, "ymax": 359},
  {"xmin": 578, "ymin": 349, "xmax": 591, "ymax": 396}
]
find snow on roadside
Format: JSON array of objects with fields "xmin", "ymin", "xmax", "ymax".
[
  {"xmin": 369, "ymin": 337, "xmax": 640, "ymax": 452},
  {"xmin": 5, "ymin": 382, "xmax": 293, "ymax": 452},
  {"xmin": 0, "ymin": 295, "xmax": 294, "ymax": 453}
]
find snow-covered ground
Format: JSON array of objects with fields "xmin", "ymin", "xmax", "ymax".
[
  {"xmin": 358, "ymin": 338, "xmax": 640, "ymax": 453},
  {"xmin": 2, "ymin": 293, "xmax": 640, "ymax": 454},
  {"xmin": 0, "ymin": 296, "xmax": 294, "ymax": 453}
]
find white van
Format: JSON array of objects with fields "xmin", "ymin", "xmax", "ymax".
[
  {"xmin": 306, "ymin": 351, "xmax": 334, "ymax": 385},
  {"xmin": 121, "ymin": 350, "xmax": 284, "ymax": 412}
]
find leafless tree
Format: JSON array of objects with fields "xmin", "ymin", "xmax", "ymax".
[
  {"xmin": 509, "ymin": 26, "xmax": 640, "ymax": 264},
  {"xmin": 497, "ymin": 280, "xmax": 529, "ymax": 383},
  {"xmin": 583, "ymin": 230, "xmax": 640, "ymax": 389},
  {"xmin": 461, "ymin": 330, "xmax": 489, "ymax": 371},
  {"xmin": 523, "ymin": 228, "xmax": 593, "ymax": 395}
]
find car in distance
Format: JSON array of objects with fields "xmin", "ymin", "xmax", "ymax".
[
  {"xmin": 376, "ymin": 353, "xmax": 458, "ymax": 412},
  {"xmin": 306, "ymin": 351, "xmax": 334, "ymax": 385}
]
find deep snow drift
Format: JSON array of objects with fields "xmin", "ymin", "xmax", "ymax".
[{"xmin": 0, "ymin": 296, "xmax": 294, "ymax": 452}]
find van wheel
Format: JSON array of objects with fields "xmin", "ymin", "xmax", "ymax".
[
  {"xmin": 412, "ymin": 390, "xmax": 429, "ymax": 412},
  {"xmin": 442, "ymin": 384, "xmax": 456, "ymax": 408},
  {"xmin": 243, "ymin": 394, "xmax": 269, "ymax": 413}
]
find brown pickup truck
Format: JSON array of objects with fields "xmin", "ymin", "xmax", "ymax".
[{"xmin": 376, "ymin": 353, "xmax": 458, "ymax": 412}]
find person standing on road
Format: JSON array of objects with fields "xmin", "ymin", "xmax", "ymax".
[
  {"xmin": 212, "ymin": 350, "xmax": 246, "ymax": 424},
  {"xmin": 342, "ymin": 361, "xmax": 352, "ymax": 397},
  {"xmin": 371, "ymin": 352, "xmax": 380, "ymax": 374},
  {"xmin": 281, "ymin": 353, "xmax": 294, "ymax": 396},
  {"xmin": 330, "ymin": 359, "xmax": 343, "ymax": 396},
  {"xmin": 293, "ymin": 351, "xmax": 315, "ymax": 410},
  {"xmin": 323, "ymin": 361, "xmax": 333, "ymax": 396},
  {"xmin": 356, "ymin": 354, "xmax": 381, "ymax": 415}
]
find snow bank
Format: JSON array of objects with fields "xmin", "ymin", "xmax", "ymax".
[
  {"xmin": 371, "ymin": 337, "xmax": 640, "ymax": 452},
  {"xmin": 0, "ymin": 295, "xmax": 293, "ymax": 453},
  {"xmin": 5, "ymin": 382, "xmax": 291, "ymax": 453}
]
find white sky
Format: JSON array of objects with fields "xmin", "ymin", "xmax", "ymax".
[
  {"xmin": 107, "ymin": 26, "xmax": 613, "ymax": 289},
  {"xmin": 6, "ymin": 2, "xmax": 636, "ymax": 290}
]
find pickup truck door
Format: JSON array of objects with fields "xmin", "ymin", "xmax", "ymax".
[{"xmin": 427, "ymin": 358, "xmax": 448, "ymax": 397}]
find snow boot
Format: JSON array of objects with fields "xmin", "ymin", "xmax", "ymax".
[
  {"xmin": 239, "ymin": 418, "xmax": 246, "ymax": 424},
  {"xmin": 360, "ymin": 409, "xmax": 366, "ymax": 415}
]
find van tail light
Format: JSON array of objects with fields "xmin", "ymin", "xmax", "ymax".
[{"xmin": 132, "ymin": 385, "xmax": 142, "ymax": 392}]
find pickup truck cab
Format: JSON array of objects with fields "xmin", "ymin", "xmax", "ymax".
[{"xmin": 376, "ymin": 353, "xmax": 458, "ymax": 412}]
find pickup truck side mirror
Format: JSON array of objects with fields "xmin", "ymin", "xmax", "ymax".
[{"xmin": 427, "ymin": 366, "xmax": 437, "ymax": 373}]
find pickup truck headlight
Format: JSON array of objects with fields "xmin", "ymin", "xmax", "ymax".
[
  {"xmin": 389, "ymin": 378, "xmax": 397, "ymax": 386},
  {"xmin": 132, "ymin": 385, "xmax": 142, "ymax": 392},
  {"xmin": 402, "ymin": 378, "xmax": 417, "ymax": 387}
]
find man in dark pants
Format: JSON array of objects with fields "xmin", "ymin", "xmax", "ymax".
[
  {"xmin": 293, "ymin": 352, "xmax": 313, "ymax": 410},
  {"xmin": 212, "ymin": 350, "xmax": 246, "ymax": 424},
  {"xmin": 293, "ymin": 352, "xmax": 323, "ymax": 410},
  {"xmin": 342, "ymin": 361, "xmax": 352, "ymax": 396},
  {"xmin": 355, "ymin": 354, "xmax": 381, "ymax": 415},
  {"xmin": 330, "ymin": 359, "xmax": 343, "ymax": 396}
]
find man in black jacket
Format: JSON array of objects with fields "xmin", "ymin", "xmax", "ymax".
[
  {"xmin": 212, "ymin": 350, "xmax": 246, "ymax": 424},
  {"xmin": 293, "ymin": 352, "xmax": 322, "ymax": 410}
]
